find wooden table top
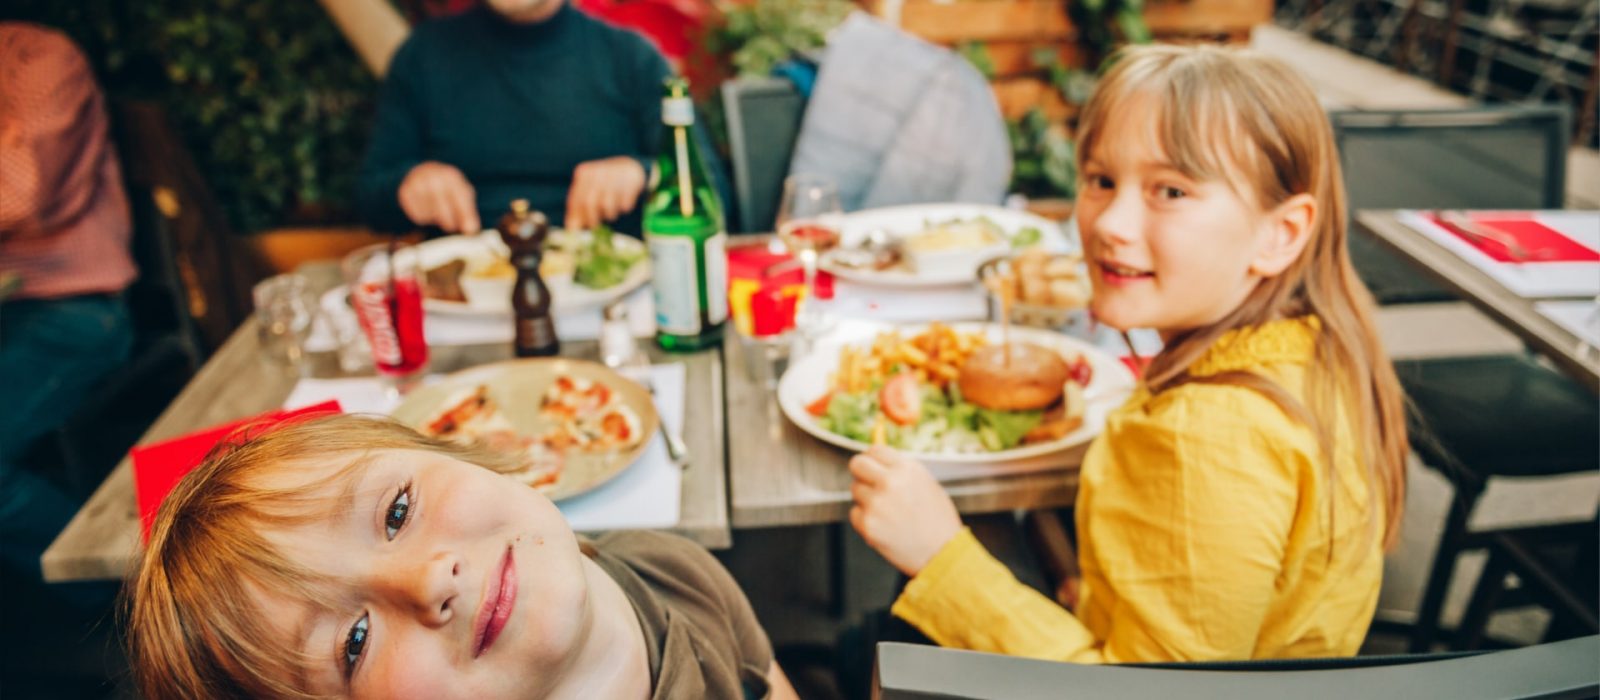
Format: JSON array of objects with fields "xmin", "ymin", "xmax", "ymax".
[
  {"xmin": 1354, "ymin": 210, "xmax": 1600, "ymax": 394},
  {"xmin": 723, "ymin": 327, "xmax": 1081, "ymax": 529},
  {"xmin": 41, "ymin": 264, "xmax": 730, "ymax": 583}
]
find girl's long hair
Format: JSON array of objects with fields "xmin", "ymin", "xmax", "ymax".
[{"xmin": 1076, "ymin": 44, "xmax": 1408, "ymax": 551}]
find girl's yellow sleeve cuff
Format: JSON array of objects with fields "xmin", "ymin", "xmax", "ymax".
[{"xmin": 891, "ymin": 527, "xmax": 1102, "ymax": 661}]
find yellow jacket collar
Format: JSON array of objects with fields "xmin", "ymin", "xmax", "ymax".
[{"xmin": 1186, "ymin": 316, "xmax": 1321, "ymax": 378}]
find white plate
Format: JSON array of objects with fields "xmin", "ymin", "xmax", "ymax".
[
  {"xmin": 820, "ymin": 204, "xmax": 1070, "ymax": 288},
  {"xmin": 777, "ymin": 322, "xmax": 1136, "ymax": 463},
  {"xmin": 414, "ymin": 232, "xmax": 651, "ymax": 316}
]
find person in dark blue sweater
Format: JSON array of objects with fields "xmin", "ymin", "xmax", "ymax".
[{"xmin": 358, "ymin": 0, "xmax": 667, "ymax": 236}]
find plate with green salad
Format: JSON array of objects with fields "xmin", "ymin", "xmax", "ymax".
[
  {"xmin": 416, "ymin": 224, "xmax": 650, "ymax": 316},
  {"xmin": 776, "ymin": 321, "xmax": 1137, "ymax": 463}
]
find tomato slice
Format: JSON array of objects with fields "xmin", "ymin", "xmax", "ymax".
[
  {"xmin": 880, "ymin": 373, "xmax": 922, "ymax": 426},
  {"xmin": 805, "ymin": 391, "xmax": 834, "ymax": 417},
  {"xmin": 1068, "ymin": 354, "xmax": 1094, "ymax": 387}
]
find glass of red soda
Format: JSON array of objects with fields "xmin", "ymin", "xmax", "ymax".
[{"xmin": 342, "ymin": 241, "xmax": 430, "ymax": 393}]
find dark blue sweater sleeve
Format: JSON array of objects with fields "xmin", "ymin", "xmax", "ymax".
[{"xmin": 357, "ymin": 36, "xmax": 427, "ymax": 233}]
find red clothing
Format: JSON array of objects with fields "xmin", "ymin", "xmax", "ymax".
[{"xmin": 0, "ymin": 22, "xmax": 136, "ymax": 300}]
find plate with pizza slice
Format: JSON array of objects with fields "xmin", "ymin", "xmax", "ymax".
[{"xmin": 390, "ymin": 358, "xmax": 659, "ymax": 502}]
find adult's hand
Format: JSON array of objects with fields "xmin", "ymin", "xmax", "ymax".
[
  {"xmin": 565, "ymin": 156, "xmax": 646, "ymax": 231},
  {"xmin": 397, "ymin": 161, "xmax": 480, "ymax": 234},
  {"xmin": 849, "ymin": 446, "xmax": 963, "ymax": 578}
]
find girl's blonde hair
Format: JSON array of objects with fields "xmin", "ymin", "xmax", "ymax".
[
  {"xmin": 1076, "ymin": 44, "xmax": 1408, "ymax": 550},
  {"xmin": 124, "ymin": 414, "xmax": 525, "ymax": 700}
]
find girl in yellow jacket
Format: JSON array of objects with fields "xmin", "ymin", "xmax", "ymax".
[{"xmin": 848, "ymin": 44, "xmax": 1409, "ymax": 664}]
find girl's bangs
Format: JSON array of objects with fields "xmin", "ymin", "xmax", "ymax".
[{"xmin": 1077, "ymin": 49, "xmax": 1276, "ymax": 199}]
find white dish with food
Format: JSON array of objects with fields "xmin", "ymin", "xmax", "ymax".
[
  {"xmin": 820, "ymin": 204, "xmax": 1069, "ymax": 288},
  {"xmin": 776, "ymin": 321, "xmax": 1136, "ymax": 463},
  {"xmin": 412, "ymin": 230, "xmax": 650, "ymax": 316}
]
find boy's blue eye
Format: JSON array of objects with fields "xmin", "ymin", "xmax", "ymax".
[
  {"xmin": 344, "ymin": 613, "xmax": 369, "ymax": 675},
  {"xmin": 385, "ymin": 486, "xmax": 411, "ymax": 540},
  {"xmin": 1160, "ymin": 185, "xmax": 1186, "ymax": 200}
]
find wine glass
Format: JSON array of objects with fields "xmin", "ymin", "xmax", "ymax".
[{"xmin": 775, "ymin": 174, "xmax": 843, "ymax": 337}]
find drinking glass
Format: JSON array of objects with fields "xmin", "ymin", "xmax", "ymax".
[
  {"xmin": 253, "ymin": 273, "xmax": 317, "ymax": 373},
  {"xmin": 342, "ymin": 241, "xmax": 430, "ymax": 394},
  {"xmin": 774, "ymin": 174, "xmax": 843, "ymax": 341}
]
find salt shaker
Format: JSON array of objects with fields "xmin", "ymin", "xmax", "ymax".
[{"xmin": 600, "ymin": 300, "xmax": 638, "ymax": 370}]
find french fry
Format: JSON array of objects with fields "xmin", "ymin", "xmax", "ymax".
[
  {"xmin": 927, "ymin": 360, "xmax": 960, "ymax": 381},
  {"xmin": 900, "ymin": 343, "xmax": 929, "ymax": 367},
  {"xmin": 871, "ymin": 416, "xmax": 887, "ymax": 446}
]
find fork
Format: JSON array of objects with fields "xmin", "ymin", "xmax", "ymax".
[
  {"xmin": 640, "ymin": 369, "xmax": 691, "ymax": 468},
  {"xmin": 616, "ymin": 360, "xmax": 690, "ymax": 468},
  {"xmin": 1440, "ymin": 211, "xmax": 1532, "ymax": 261}
]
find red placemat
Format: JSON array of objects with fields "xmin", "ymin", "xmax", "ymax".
[
  {"xmin": 1425, "ymin": 212, "xmax": 1600, "ymax": 263},
  {"xmin": 131, "ymin": 400, "xmax": 342, "ymax": 541}
]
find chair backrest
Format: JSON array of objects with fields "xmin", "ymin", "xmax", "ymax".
[
  {"xmin": 112, "ymin": 98, "xmax": 248, "ymax": 353},
  {"xmin": 1331, "ymin": 105, "xmax": 1570, "ymax": 212},
  {"xmin": 872, "ymin": 636, "xmax": 1600, "ymax": 699},
  {"xmin": 1330, "ymin": 105, "xmax": 1570, "ymax": 305},
  {"xmin": 720, "ymin": 77, "xmax": 807, "ymax": 233}
]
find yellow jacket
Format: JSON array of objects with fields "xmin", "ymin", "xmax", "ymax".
[{"xmin": 893, "ymin": 317, "xmax": 1383, "ymax": 663}]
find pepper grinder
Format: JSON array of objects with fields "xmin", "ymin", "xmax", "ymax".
[{"xmin": 498, "ymin": 199, "xmax": 560, "ymax": 357}]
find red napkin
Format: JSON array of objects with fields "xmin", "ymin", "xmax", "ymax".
[
  {"xmin": 1425, "ymin": 212, "xmax": 1600, "ymax": 263},
  {"xmin": 131, "ymin": 400, "xmax": 342, "ymax": 541},
  {"xmin": 1119, "ymin": 355, "xmax": 1150, "ymax": 378}
]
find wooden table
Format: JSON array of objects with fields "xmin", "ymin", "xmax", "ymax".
[
  {"xmin": 724, "ymin": 329, "xmax": 1081, "ymax": 529},
  {"xmin": 1354, "ymin": 210, "xmax": 1600, "ymax": 394},
  {"xmin": 41, "ymin": 265, "xmax": 730, "ymax": 583}
]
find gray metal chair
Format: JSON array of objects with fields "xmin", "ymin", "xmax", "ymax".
[
  {"xmin": 1331, "ymin": 105, "xmax": 1570, "ymax": 305},
  {"xmin": 720, "ymin": 77, "xmax": 808, "ymax": 233},
  {"xmin": 873, "ymin": 636, "xmax": 1599, "ymax": 699}
]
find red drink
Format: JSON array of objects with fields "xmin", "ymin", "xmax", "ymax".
[
  {"xmin": 352, "ymin": 277, "xmax": 429, "ymax": 377},
  {"xmin": 779, "ymin": 222, "xmax": 841, "ymax": 255}
]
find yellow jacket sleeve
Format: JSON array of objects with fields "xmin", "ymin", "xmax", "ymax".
[
  {"xmin": 893, "ymin": 385, "xmax": 1306, "ymax": 663},
  {"xmin": 892, "ymin": 527, "xmax": 1106, "ymax": 663}
]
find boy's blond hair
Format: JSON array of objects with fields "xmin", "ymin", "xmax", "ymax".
[
  {"xmin": 124, "ymin": 415, "xmax": 525, "ymax": 700},
  {"xmin": 1076, "ymin": 44, "xmax": 1408, "ymax": 552}
]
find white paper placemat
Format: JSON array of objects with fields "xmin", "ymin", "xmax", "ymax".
[
  {"xmin": 282, "ymin": 362, "xmax": 685, "ymax": 531},
  {"xmin": 306, "ymin": 287, "xmax": 656, "ymax": 352},
  {"xmin": 823, "ymin": 281, "xmax": 991, "ymax": 323},
  {"xmin": 1535, "ymin": 299, "xmax": 1600, "ymax": 350},
  {"xmin": 1398, "ymin": 210, "xmax": 1600, "ymax": 299}
]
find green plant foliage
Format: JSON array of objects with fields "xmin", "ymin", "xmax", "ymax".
[
  {"xmin": 5, "ymin": 0, "xmax": 376, "ymax": 233},
  {"xmin": 957, "ymin": 41, "xmax": 997, "ymax": 80},
  {"xmin": 1008, "ymin": 107, "xmax": 1075, "ymax": 199},
  {"xmin": 705, "ymin": 0, "xmax": 852, "ymax": 79},
  {"xmin": 1068, "ymin": 0, "xmax": 1152, "ymax": 67}
]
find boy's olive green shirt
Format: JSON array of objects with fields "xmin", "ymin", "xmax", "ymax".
[
  {"xmin": 894, "ymin": 317, "xmax": 1385, "ymax": 663},
  {"xmin": 590, "ymin": 531, "xmax": 772, "ymax": 699}
]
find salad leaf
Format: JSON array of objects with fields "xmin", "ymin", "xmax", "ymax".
[
  {"xmin": 1011, "ymin": 226, "xmax": 1043, "ymax": 248},
  {"xmin": 975, "ymin": 407, "xmax": 1043, "ymax": 451},
  {"xmin": 574, "ymin": 223, "xmax": 645, "ymax": 289},
  {"xmin": 820, "ymin": 390, "xmax": 878, "ymax": 443}
]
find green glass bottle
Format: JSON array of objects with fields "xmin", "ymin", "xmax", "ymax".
[{"xmin": 644, "ymin": 76, "xmax": 727, "ymax": 352}]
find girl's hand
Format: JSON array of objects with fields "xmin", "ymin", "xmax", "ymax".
[{"xmin": 848, "ymin": 446, "xmax": 962, "ymax": 577}]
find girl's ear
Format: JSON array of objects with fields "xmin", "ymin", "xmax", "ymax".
[{"xmin": 1250, "ymin": 193, "xmax": 1317, "ymax": 277}]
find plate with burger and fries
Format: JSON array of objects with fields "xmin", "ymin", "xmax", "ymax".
[{"xmin": 776, "ymin": 322, "xmax": 1137, "ymax": 463}]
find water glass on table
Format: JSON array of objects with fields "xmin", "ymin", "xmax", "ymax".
[
  {"xmin": 775, "ymin": 173, "xmax": 843, "ymax": 347},
  {"xmin": 342, "ymin": 241, "xmax": 430, "ymax": 394},
  {"xmin": 253, "ymin": 273, "xmax": 317, "ymax": 373}
]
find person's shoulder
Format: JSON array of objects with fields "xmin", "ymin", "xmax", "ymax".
[
  {"xmin": 0, "ymin": 22, "xmax": 89, "ymax": 70},
  {"xmin": 593, "ymin": 530, "xmax": 720, "ymax": 576},
  {"xmin": 572, "ymin": 12, "xmax": 664, "ymax": 61},
  {"xmin": 395, "ymin": 10, "xmax": 486, "ymax": 58},
  {"xmin": 1114, "ymin": 377, "xmax": 1316, "ymax": 464}
]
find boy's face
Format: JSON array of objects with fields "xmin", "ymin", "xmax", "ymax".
[
  {"xmin": 253, "ymin": 449, "xmax": 591, "ymax": 699},
  {"xmin": 1077, "ymin": 100, "xmax": 1276, "ymax": 335}
]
